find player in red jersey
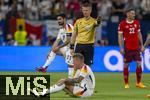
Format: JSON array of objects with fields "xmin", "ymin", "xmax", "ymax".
[{"xmin": 118, "ymin": 8, "xmax": 146, "ymax": 89}]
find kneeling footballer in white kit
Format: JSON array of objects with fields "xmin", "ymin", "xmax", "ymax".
[{"xmin": 32, "ymin": 53, "xmax": 95, "ymax": 98}]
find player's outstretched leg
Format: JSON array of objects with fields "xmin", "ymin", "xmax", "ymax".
[
  {"xmin": 42, "ymin": 83, "xmax": 65, "ymax": 95},
  {"xmin": 123, "ymin": 63, "xmax": 129, "ymax": 89},
  {"xmin": 31, "ymin": 78, "xmax": 66, "ymax": 97},
  {"xmin": 135, "ymin": 62, "xmax": 146, "ymax": 88},
  {"xmin": 66, "ymin": 49, "xmax": 75, "ymax": 78},
  {"xmin": 40, "ymin": 79, "xmax": 76, "ymax": 97},
  {"xmin": 36, "ymin": 51, "xmax": 56, "ymax": 72}
]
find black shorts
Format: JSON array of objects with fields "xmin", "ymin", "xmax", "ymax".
[{"xmin": 75, "ymin": 43, "xmax": 94, "ymax": 66}]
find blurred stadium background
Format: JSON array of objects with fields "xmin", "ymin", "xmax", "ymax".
[
  {"xmin": 0, "ymin": 0, "xmax": 149, "ymax": 72},
  {"xmin": 0, "ymin": 0, "xmax": 150, "ymax": 99}
]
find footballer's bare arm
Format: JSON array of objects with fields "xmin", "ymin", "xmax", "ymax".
[
  {"xmin": 51, "ymin": 39, "xmax": 61, "ymax": 52},
  {"xmin": 70, "ymin": 29, "xmax": 78, "ymax": 45},
  {"xmin": 118, "ymin": 32, "xmax": 124, "ymax": 54},
  {"xmin": 138, "ymin": 31, "xmax": 144, "ymax": 52},
  {"xmin": 70, "ymin": 29, "xmax": 78, "ymax": 54},
  {"xmin": 65, "ymin": 76, "xmax": 84, "ymax": 85},
  {"xmin": 58, "ymin": 33, "xmax": 71, "ymax": 49},
  {"xmin": 138, "ymin": 31, "xmax": 144, "ymax": 46}
]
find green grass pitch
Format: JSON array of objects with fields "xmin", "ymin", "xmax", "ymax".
[{"xmin": 0, "ymin": 72, "xmax": 150, "ymax": 100}]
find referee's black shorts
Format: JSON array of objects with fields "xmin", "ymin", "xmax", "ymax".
[{"xmin": 75, "ymin": 43, "xmax": 94, "ymax": 66}]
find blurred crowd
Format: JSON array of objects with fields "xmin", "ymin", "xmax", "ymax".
[
  {"xmin": 0, "ymin": 0, "xmax": 150, "ymax": 20},
  {"xmin": 0, "ymin": 0, "xmax": 150, "ymax": 46}
]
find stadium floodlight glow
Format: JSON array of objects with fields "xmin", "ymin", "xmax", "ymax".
[{"xmin": 104, "ymin": 50, "xmax": 123, "ymax": 71}]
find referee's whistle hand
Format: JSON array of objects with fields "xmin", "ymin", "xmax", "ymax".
[
  {"xmin": 97, "ymin": 16, "xmax": 101, "ymax": 20},
  {"xmin": 97, "ymin": 16, "xmax": 102, "ymax": 24}
]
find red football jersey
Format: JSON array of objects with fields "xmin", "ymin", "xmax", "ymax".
[{"xmin": 118, "ymin": 19, "xmax": 141, "ymax": 50}]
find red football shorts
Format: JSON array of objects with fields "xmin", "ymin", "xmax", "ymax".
[{"xmin": 124, "ymin": 49, "xmax": 141, "ymax": 63}]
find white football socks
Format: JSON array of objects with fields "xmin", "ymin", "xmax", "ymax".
[
  {"xmin": 43, "ymin": 51, "xmax": 56, "ymax": 68},
  {"xmin": 47, "ymin": 84, "xmax": 65, "ymax": 94}
]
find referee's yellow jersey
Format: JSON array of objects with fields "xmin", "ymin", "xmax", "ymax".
[{"xmin": 74, "ymin": 17, "xmax": 97, "ymax": 44}]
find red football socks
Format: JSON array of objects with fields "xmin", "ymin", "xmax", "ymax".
[
  {"xmin": 123, "ymin": 67, "xmax": 129, "ymax": 85},
  {"xmin": 136, "ymin": 67, "xmax": 142, "ymax": 84}
]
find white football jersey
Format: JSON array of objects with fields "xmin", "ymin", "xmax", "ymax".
[
  {"xmin": 73, "ymin": 65, "xmax": 95, "ymax": 90},
  {"xmin": 56, "ymin": 23, "xmax": 74, "ymax": 46}
]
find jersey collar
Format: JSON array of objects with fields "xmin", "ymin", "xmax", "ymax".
[{"xmin": 126, "ymin": 19, "xmax": 134, "ymax": 24}]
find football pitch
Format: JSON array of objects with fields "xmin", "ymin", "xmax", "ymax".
[{"xmin": 0, "ymin": 72, "xmax": 150, "ymax": 100}]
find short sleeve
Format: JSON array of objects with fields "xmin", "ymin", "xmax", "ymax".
[
  {"xmin": 137, "ymin": 21, "xmax": 141, "ymax": 32},
  {"xmin": 80, "ymin": 66, "xmax": 89, "ymax": 78},
  {"xmin": 66, "ymin": 24, "xmax": 73, "ymax": 37},
  {"xmin": 118, "ymin": 22, "xmax": 124, "ymax": 34}
]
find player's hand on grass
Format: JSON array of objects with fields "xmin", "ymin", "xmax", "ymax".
[{"xmin": 120, "ymin": 48, "xmax": 125, "ymax": 54}]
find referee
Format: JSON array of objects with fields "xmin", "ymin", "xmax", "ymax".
[{"xmin": 70, "ymin": 2, "xmax": 101, "ymax": 66}]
